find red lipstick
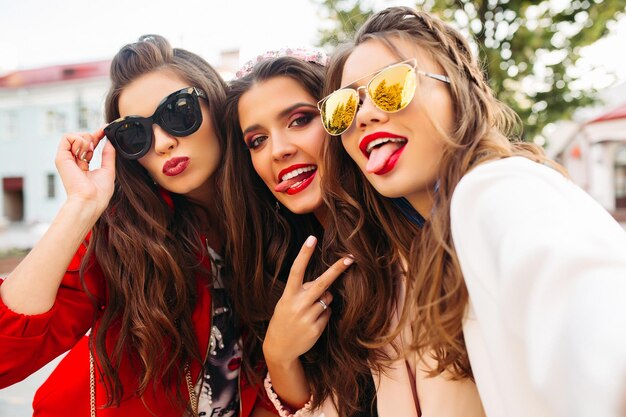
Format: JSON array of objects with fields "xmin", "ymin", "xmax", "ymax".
[
  {"xmin": 277, "ymin": 163, "xmax": 314, "ymax": 182},
  {"xmin": 162, "ymin": 157, "xmax": 190, "ymax": 176},
  {"xmin": 274, "ymin": 164, "xmax": 318, "ymax": 195},
  {"xmin": 359, "ymin": 131, "xmax": 406, "ymax": 157},
  {"xmin": 373, "ymin": 145, "xmax": 406, "ymax": 175}
]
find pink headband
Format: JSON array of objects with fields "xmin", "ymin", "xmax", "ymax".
[{"xmin": 235, "ymin": 47, "xmax": 330, "ymax": 79}]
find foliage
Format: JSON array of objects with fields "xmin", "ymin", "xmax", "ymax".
[
  {"xmin": 314, "ymin": 0, "xmax": 626, "ymax": 140},
  {"xmin": 0, "ymin": 248, "xmax": 29, "ymax": 258}
]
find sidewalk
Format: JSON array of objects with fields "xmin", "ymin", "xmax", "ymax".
[
  {"xmin": 0, "ymin": 223, "xmax": 47, "ymax": 252},
  {"xmin": 0, "ymin": 223, "xmax": 47, "ymax": 274},
  {"xmin": 0, "ymin": 357, "xmax": 64, "ymax": 417}
]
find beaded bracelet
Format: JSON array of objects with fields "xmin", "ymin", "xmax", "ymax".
[{"xmin": 263, "ymin": 372, "xmax": 316, "ymax": 417}]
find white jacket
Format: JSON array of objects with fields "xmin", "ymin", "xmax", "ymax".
[{"xmin": 452, "ymin": 157, "xmax": 626, "ymax": 417}]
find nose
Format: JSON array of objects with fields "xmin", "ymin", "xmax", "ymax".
[
  {"xmin": 152, "ymin": 124, "xmax": 178, "ymax": 155},
  {"xmin": 354, "ymin": 90, "xmax": 389, "ymax": 130},
  {"xmin": 271, "ymin": 131, "xmax": 297, "ymax": 161}
]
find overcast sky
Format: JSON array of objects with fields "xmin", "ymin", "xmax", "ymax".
[
  {"xmin": 0, "ymin": 0, "xmax": 625, "ymax": 90},
  {"xmin": 0, "ymin": 0, "xmax": 327, "ymax": 71}
]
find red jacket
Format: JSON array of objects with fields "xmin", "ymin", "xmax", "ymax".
[{"xmin": 0, "ymin": 242, "xmax": 265, "ymax": 416}]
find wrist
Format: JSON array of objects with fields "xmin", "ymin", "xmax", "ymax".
[
  {"xmin": 263, "ymin": 348, "xmax": 301, "ymax": 371},
  {"xmin": 62, "ymin": 197, "xmax": 102, "ymax": 224},
  {"xmin": 263, "ymin": 336, "xmax": 297, "ymax": 364},
  {"xmin": 264, "ymin": 372, "xmax": 314, "ymax": 417}
]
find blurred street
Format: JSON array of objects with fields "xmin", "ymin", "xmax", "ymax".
[{"xmin": 0, "ymin": 358, "xmax": 63, "ymax": 417}]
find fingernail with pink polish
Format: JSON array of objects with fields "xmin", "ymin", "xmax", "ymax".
[{"xmin": 305, "ymin": 235, "xmax": 317, "ymax": 248}]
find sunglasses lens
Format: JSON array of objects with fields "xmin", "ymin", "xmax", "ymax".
[
  {"xmin": 160, "ymin": 94, "xmax": 200, "ymax": 135},
  {"xmin": 320, "ymin": 89, "xmax": 359, "ymax": 136},
  {"xmin": 115, "ymin": 121, "xmax": 150, "ymax": 157},
  {"xmin": 368, "ymin": 65, "xmax": 416, "ymax": 112}
]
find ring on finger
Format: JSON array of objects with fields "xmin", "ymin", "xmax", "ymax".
[{"xmin": 318, "ymin": 298, "xmax": 328, "ymax": 311}]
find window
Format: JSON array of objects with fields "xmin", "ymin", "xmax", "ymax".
[
  {"xmin": 78, "ymin": 106, "xmax": 89, "ymax": 129},
  {"xmin": 615, "ymin": 146, "xmax": 626, "ymax": 209},
  {"xmin": 47, "ymin": 173, "xmax": 56, "ymax": 199},
  {"xmin": 0, "ymin": 111, "xmax": 18, "ymax": 139},
  {"xmin": 45, "ymin": 110, "xmax": 67, "ymax": 134},
  {"xmin": 77, "ymin": 106, "xmax": 102, "ymax": 130}
]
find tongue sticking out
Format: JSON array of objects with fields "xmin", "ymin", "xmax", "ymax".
[
  {"xmin": 366, "ymin": 142, "xmax": 404, "ymax": 173},
  {"xmin": 274, "ymin": 170, "xmax": 316, "ymax": 192}
]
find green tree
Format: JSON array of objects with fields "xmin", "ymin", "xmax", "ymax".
[
  {"xmin": 314, "ymin": 0, "xmax": 626, "ymax": 141},
  {"xmin": 372, "ymin": 79, "xmax": 404, "ymax": 111}
]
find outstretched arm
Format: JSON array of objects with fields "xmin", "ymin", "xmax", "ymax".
[
  {"xmin": 1, "ymin": 128, "xmax": 115, "ymax": 314},
  {"xmin": 451, "ymin": 158, "xmax": 626, "ymax": 417}
]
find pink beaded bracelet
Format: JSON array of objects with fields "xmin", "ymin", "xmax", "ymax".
[{"xmin": 263, "ymin": 372, "xmax": 315, "ymax": 417}]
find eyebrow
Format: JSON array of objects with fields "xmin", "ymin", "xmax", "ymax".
[{"xmin": 241, "ymin": 102, "xmax": 318, "ymax": 136}]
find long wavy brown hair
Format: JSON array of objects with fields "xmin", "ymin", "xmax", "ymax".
[
  {"xmin": 223, "ymin": 57, "xmax": 403, "ymax": 416},
  {"xmin": 82, "ymin": 35, "xmax": 228, "ymax": 408},
  {"xmin": 323, "ymin": 6, "xmax": 561, "ymax": 380}
]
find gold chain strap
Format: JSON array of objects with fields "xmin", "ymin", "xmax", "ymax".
[
  {"xmin": 89, "ymin": 352, "xmax": 198, "ymax": 416},
  {"xmin": 184, "ymin": 362, "xmax": 199, "ymax": 416},
  {"xmin": 89, "ymin": 352, "xmax": 96, "ymax": 417}
]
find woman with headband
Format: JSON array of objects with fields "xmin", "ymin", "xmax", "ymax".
[{"xmin": 224, "ymin": 49, "xmax": 484, "ymax": 417}]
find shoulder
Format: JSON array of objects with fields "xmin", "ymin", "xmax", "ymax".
[
  {"xmin": 450, "ymin": 157, "xmax": 574, "ymax": 246},
  {"xmin": 450, "ymin": 156, "xmax": 598, "ymax": 226},
  {"xmin": 450, "ymin": 156, "xmax": 626, "ymax": 269},
  {"xmin": 452, "ymin": 156, "xmax": 568, "ymax": 206}
]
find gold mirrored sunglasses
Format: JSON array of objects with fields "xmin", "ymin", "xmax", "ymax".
[{"xmin": 318, "ymin": 59, "xmax": 450, "ymax": 136}]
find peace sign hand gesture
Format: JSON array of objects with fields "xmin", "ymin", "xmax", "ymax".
[{"xmin": 263, "ymin": 235, "xmax": 354, "ymax": 364}]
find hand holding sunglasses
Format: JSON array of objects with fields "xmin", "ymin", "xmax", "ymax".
[
  {"xmin": 56, "ymin": 127, "xmax": 117, "ymax": 219},
  {"xmin": 104, "ymin": 87, "xmax": 207, "ymax": 160},
  {"xmin": 318, "ymin": 59, "xmax": 450, "ymax": 136}
]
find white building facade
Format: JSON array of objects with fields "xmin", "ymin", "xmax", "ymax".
[
  {"xmin": 547, "ymin": 103, "xmax": 626, "ymax": 226},
  {"xmin": 0, "ymin": 50, "xmax": 240, "ymax": 229},
  {"xmin": 0, "ymin": 62, "xmax": 110, "ymax": 225}
]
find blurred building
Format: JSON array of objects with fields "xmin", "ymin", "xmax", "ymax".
[
  {"xmin": 0, "ymin": 61, "xmax": 110, "ymax": 225},
  {"xmin": 546, "ymin": 84, "xmax": 626, "ymax": 225},
  {"xmin": 0, "ymin": 50, "xmax": 240, "ymax": 227}
]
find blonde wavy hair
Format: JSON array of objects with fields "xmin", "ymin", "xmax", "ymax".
[{"xmin": 322, "ymin": 6, "xmax": 563, "ymax": 379}]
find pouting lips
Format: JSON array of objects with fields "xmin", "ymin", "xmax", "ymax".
[
  {"xmin": 274, "ymin": 165, "xmax": 317, "ymax": 193},
  {"xmin": 162, "ymin": 157, "xmax": 190, "ymax": 176},
  {"xmin": 365, "ymin": 138, "xmax": 407, "ymax": 174}
]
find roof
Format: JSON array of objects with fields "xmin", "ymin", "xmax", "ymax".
[
  {"xmin": 587, "ymin": 102, "xmax": 626, "ymax": 124},
  {"xmin": 0, "ymin": 60, "xmax": 110, "ymax": 88}
]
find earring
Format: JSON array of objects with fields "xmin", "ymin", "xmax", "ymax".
[{"xmin": 275, "ymin": 201, "xmax": 280, "ymax": 212}]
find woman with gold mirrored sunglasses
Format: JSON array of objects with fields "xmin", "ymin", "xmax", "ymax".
[{"xmin": 322, "ymin": 6, "xmax": 626, "ymax": 417}]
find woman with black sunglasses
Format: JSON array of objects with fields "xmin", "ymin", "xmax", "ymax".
[
  {"xmin": 321, "ymin": 6, "xmax": 626, "ymax": 417},
  {"xmin": 0, "ymin": 35, "xmax": 273, "ymax": 417},
  {"xmin": 222, "ymin": 50, "xmax": 484, "ymax": 417}
]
